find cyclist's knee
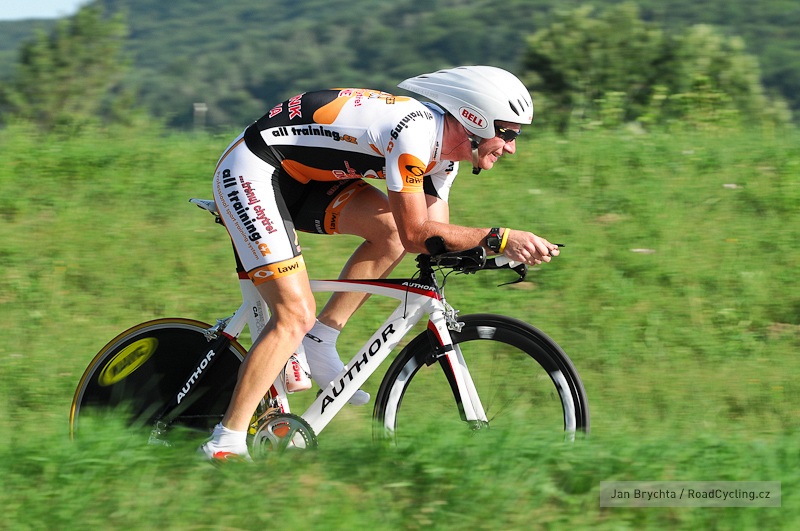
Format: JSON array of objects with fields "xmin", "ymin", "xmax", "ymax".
[
  {"xmin": 379, "ymin": 236, "xmax": 405, "ymax": 262},
  {"xmin": 386, "ymin": 229, "xmax": 405, "ymax": 257},
  {"xmin": 254, "ymin": 277, "xmax": 317, "ymax": 335},
  {"xmin": 381, "ymin": 226, "xmax": 406, "ymax": 260},
  {"xmin": 369, "ymin": 216, "xmax": 405, "ymax": 256},
  {"xmin": 273, "ymin": 296, "xmax": 317, "ymax": 336},
  {"xmin": 295, "ymin": 299, "xmax": 318, "ymax": 334}
]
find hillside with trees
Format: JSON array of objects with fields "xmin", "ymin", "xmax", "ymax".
[{"xmin": 0, "ymin": 0, "xmax": 797, "ymax": 129}]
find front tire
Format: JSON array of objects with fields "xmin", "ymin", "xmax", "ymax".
[{"xmin": 373, "ymin": 314, "xmax": 589, "ymax": 442}]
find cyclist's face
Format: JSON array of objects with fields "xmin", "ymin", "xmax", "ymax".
[{"xmin": 476, "ymin": 121, "xmax": 520, "ymax": 170}]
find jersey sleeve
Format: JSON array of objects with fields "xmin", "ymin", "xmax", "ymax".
[
  {"xmin": 424, "ymin": 160, "xmax": 459, "ymax": 202},
  {"xmin": 373, "ymin": 102, "xmax": 439, "ymax": 194}
]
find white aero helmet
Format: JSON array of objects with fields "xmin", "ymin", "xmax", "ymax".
[{"xmin": 398, "ymin": 65, "xmax": 534, "ymax": 140}]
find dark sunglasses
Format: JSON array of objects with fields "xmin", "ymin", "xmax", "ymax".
[{"xmin": 495, "ymin": 126, "xmax": 521, "ymax": 142}]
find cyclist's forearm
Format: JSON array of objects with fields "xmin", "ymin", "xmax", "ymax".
[
  {"xmin": 388, "ymin": 191, "xmax": 559, "ymax": 259},
  {"xmin": 416, "ymin": 220, "xmax": 497, "ymax": 253},
  {"xmin": 406, "ymin": 221, "xmax": 562, "ymax": 265},
  {"xmin": 390, "ymin": 191, "xmax": 489, "ymax": 253}
]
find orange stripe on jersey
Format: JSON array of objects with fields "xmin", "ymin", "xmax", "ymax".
[
  {"xmin": 313, "ymin": 97, "xmax": 350, "ymax": 125},
  {"xmin": 281, "ymin": 159, "xmax": 332, "ymax": 183},
  {"xmin": 314, "ymin": 89, "xmax": 413, "ymax": 124},
  {"xmin": 397, "ymin": 153, "xmax": 426, "ymax": 193},
  {"xmin": 249, "ymin": 256, "xmax": 306, "ymax": 285}
]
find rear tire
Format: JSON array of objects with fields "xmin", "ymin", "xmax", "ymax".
[
  {"xmin": 373, "ymin": 314, "xmax": 589, "ymax": 442},
  {"xmin": 70, "ymin": 318, "xmax": 247, "ymax": 442}
]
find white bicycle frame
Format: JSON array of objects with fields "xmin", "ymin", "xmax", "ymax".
[{"xmin": 213, "ymin": 271, "xmax": 487, "ymax": 438}]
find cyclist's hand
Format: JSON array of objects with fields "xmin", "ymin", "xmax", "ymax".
[{"xmin": 502, "ymin": 229, "xmax": 560, "ymax": 265}]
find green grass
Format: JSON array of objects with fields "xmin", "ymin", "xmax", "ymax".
[{"xmin": 1, "ymin": 122, "xmax": 798, "ymax": 528}]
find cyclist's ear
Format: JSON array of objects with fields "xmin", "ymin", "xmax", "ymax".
[{"xmin": 425, "ymin": 236, "xmax": 447, "ymax": 255}]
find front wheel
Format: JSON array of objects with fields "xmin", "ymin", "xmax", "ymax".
[
  {"xmin": 373, "ymin": 314, "xmax": 589, "ymax": 443},
  {"xmin": 70, "ymin": 318, "xmax": 248, "ymax": 442}
]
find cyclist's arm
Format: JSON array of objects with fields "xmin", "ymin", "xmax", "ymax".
[
  {"xmin": 378, "ymin": 102, "xmax": 556, "ymax": 261},
  {"xmin": 388, "ymin": 190, "xmax": 559, "ymax": 263},
  {"xmin": 388, "ymin": 190, "xmax": 494, "ymax": 253},
  {"xmin": 426, "ymin": 195, "xmax": 449, "ymax": 223}
]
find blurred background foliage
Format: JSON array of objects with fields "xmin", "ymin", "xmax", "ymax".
[
  {"xmin": 0, "ymin": 0, "xmax": 796, "ymax": 132},
  {"xmin": 1, "ymin": 3, "xmax": 798, "ymax": 526}
]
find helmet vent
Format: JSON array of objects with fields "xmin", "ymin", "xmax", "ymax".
[{"xmin": 508, "ymin": 101, "xmax": 520, "ymax": 116}]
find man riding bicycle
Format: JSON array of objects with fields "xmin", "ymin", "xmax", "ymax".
[{"xmin": 200, "ymin": 65, "xmax": 561, "ymax": 460}]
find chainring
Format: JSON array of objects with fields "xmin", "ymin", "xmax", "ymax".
[{"xmin": 249, "ymin": 413, "xmax": 318, "ymax": 457}]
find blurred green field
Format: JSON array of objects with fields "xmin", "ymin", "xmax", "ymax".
[{"xmin": 0, "ymin": 123, "xmax": 797, "ymax": 529}]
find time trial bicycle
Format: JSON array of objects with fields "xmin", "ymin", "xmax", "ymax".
[{"xmin": 70, "ymin": 198, "xmax": 589, "ymax": 455}]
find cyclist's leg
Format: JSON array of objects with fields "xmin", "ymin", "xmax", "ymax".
[
  {"xmin": 205, "ymin": 134, "xmax": 317, "ymax": 458},
  {"xmin": 222, "ymin": 272, "xmax": 316, "ymax": 433},
  {"xmin": 287, "ymin": 180, "xmax": 404, "ymax": 403},
  {"xmin": 320, "ymin": 183, "xmax": 449, "ymax": 326},
  {"xmin": 293, "ymin": 182, "xmax": 453, "ymax": 404},
  {"xmin": 288, "ymin": 178, "xmax": 444, "ymax": 328},
  {"xmin": 318, "ymin": 182, "xmax": 406, "ymax": 327}
]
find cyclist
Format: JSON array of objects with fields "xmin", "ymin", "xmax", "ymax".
[{"xmin": 200, "ymin": 65, "xmax": 561, "ymax": 460}]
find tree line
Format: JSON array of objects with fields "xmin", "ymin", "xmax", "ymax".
[{"xmin": 0, "ymin": 0, "xmax": 794, "ymax": 132}]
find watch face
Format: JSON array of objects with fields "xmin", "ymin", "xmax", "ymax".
[{"xmin": 487, "ymin": 230, "xmax": 501, "ymax": 252}]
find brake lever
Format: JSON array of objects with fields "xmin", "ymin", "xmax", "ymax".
[
  {"xmin": 498, "ymin": 262, "xmax": 527, "ymax": 286},
  {"xmin": 491, "ymin": 243, "xmax": 563, "ymax": 285},
  {"xmin": 487, "ymin": 256, "xmax": 528, "ymax": 286}
]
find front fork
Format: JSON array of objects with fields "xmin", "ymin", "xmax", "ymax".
[{"xmin": 425, "ymin": 310, "xmax": 489, "ymax": 426}]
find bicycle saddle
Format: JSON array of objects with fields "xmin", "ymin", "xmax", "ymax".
[{"xmin": 189, "ymin": 198, "xmax": 219, "ymax": 216}]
